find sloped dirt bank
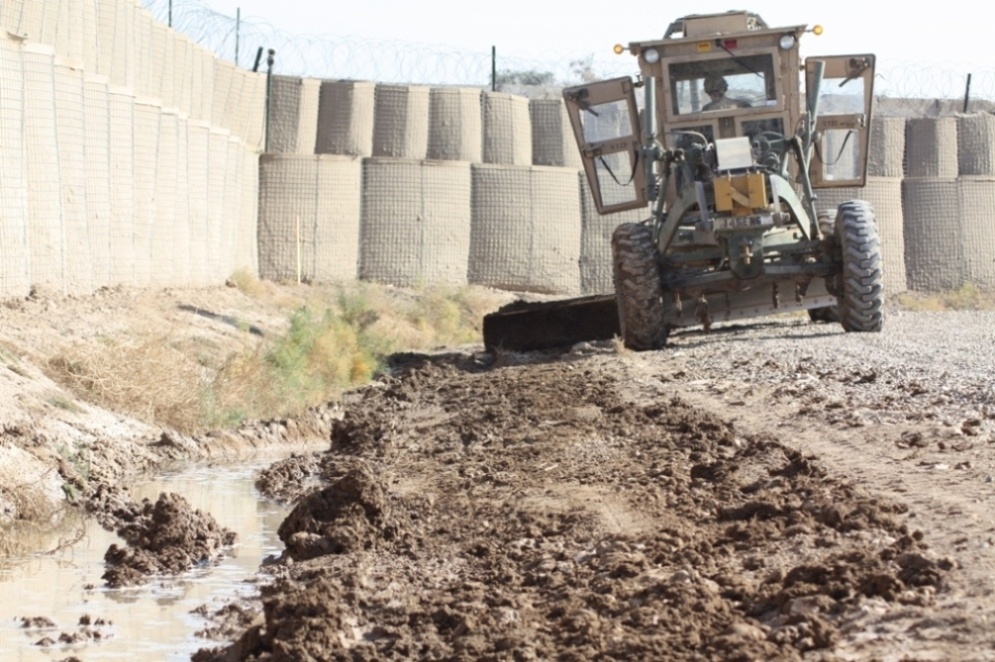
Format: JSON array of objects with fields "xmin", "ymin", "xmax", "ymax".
[{"xmin": 0, "ymin": 284, "xmax": 369, "ymax": 533}]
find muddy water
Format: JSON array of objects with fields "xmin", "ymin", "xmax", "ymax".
[{"xmin": 0, "ymin": 461, "xmax": 291, "ymax": 661}]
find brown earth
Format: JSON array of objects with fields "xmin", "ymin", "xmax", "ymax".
[
  {"xmin": 100, "ymin": 491, "xmax": 237, "ymax": 587},
  {"xmin": 2, "ymin": 284, "xmax": 995, "ymax": 661}
]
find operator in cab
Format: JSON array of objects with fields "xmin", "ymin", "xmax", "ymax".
[{"xmin": 702, "ymin": 74, "xmax": 751, "ymax": 111}]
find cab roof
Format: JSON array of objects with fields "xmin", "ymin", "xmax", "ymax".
[{"xmin": 664, "ymin": 11, "xmax": 769, "ymax": 39}]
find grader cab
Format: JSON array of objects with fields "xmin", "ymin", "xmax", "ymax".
[{"xmin": 483, "ymin": 11, "xmax": 882, "ymax": 352}]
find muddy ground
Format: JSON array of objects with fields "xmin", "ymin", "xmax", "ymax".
[{"xmin": 2, "ymin": 286, "xmax": 995, "ymax": 660}]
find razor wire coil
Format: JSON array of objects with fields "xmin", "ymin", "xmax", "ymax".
[{"xmin": 144, "ymin": 0, "xmax": 995, "ymax": 109}]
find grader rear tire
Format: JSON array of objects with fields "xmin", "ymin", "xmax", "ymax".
[
  {"xmin": 835, "ymin": 200, "xmax": 884, "ymax": 332},
  {"xmin": 611, "ymin": 223, "xmax": 667, "ymax": 351}
]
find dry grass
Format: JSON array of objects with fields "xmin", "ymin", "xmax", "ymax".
[
  {"xmin": 610, "ymin": 335, "xmax": 628, "ymax": 354},
  {"xmin": 895, "ymin": 283, "xmax": 995, "ymax": 312},
  {"xmin": 48, "ymin": 333, "xmax": 211, "ymax": 433},
  {"xmin": 44, "ymin": 276, "xmax": 505, "ymax": 434}
]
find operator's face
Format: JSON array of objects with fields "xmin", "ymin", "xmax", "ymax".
[{"xmin": 706, "ymin": 88, "xmax": 723, "ymax": 100}]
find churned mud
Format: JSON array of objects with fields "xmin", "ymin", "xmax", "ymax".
[
  {"xmin": 4, "ymin": 285, "xmax": 995, "ymax": 661},
  {"xmin": 196, "ymin": 354, "xmax": 960, "ymax": 661},
  {"xmin": 98, "ymin": 491, "xmax": 237, "ymax": 587}
]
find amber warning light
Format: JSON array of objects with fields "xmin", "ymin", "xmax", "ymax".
[{"xmin": 613, "ymin": 43, "xmax": 625, "ymax": 54}]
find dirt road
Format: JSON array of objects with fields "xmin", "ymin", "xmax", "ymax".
[
  {"xmin": 191, "ymin": 310, "xmax": 995, "ymax": 661},
  {"xmin": 3, "ymin": 286, "xmax": 994, "ymax": 660}
]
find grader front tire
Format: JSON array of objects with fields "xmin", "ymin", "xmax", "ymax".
[
  {"xmin": 835, "ymin": 200, "xmax": 884, "ymax": 332},
  {"xmin": 611, "ymin": 223, "xmax": 668, "ymax": 351}
]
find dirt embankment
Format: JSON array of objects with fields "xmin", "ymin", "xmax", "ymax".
[{"xmin": 0, "ymin": 285, "xmax": 359, "ymax": 535}]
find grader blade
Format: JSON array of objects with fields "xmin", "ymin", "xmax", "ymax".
[{"xmin": 483, "ymin": 295, "xmax": 619, "ymax": 352}]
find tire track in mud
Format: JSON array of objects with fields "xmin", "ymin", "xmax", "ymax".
[
  {"xmin": 627, "ymin": 368, "xmax": 987, "ymax": 660},
  {"xmin": 198, "ymin": 352, "xmax": 954, "ymax": 661},
  {"xmin": 619, "ymin": 313, "xmax": 995, "ymax": 660}
]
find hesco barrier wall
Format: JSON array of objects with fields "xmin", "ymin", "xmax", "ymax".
[
  {"xmin": 530, "ymin": 99, "xmax": 583, "ymax": 170},
  {"xmin": 257, "ymin": 154, "xmax": 362, "ymax": 283},
  {"xmin": 905, "ymin": 117, "xmax": 958, "ymax": 179},
  {"xmin": 468, "ymin": 165, "xmax": 581, "ymax": 294},
  {"xmin": 285, "ymin": 79, "xmax": 991, "ymax": 297},
  {"xmin": 0, "ymin": 0, "xmax": 263, "ymax": 300},
  {"xmin": 481, "ymin": 91, "xmax": 532, "ymax": 166},
  {"xmin": 957, "ymin": 113, "xmax": 995, "ymax": 176},
  {"xmin": 427, "ymin": 87, "xmax": 483, "ymax": 162},
  {"xmin": 3, "ymin": 0, "xmax": 995, "ymax": 302},
  {"xmin": 902, "ymin": 178, "xmax": 963, "ymax": 292},
  {"xmin": 315, "ymin": 81, "xmax": 375, "ymax": 157},
  {"xmin": 868, "ymin": 117, "xmax": 906, "ymax": 178},
  {"xmin": 958, "ymin": 177, "xmax": 995, "ymax": 289},
  {"xmin": 361, "ymin": 159, "xmax": 472, "ymax": 287},
  {"xmin": 0, "ymin": 35, "xmax": 28, "ymax": 295},
  {"xmin": 266, "ymin": 75, "xmax": 305, "ymax": 154},
  {"xmin": 372, "ymin": 84, "xmax": 430, "ymax": 160}
]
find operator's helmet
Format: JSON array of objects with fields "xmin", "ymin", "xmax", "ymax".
[{"xmin": 703, "ymin": 74, "xmax": 729, "ymax": 95}]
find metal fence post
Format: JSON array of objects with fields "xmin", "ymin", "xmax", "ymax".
[
  {"xmin": 235, "ymin": 8, "xmax": 241, "ymax": 67},
  {"xmin": 265, "ymin": 49, "xmax": 275, "ymax": 152}
]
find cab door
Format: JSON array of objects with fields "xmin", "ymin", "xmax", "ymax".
[
  {"xmin": 563, "ymin": 77, "xmax": 647, "ymax": 213},
  {"xmin": 806, "ymin": 55, "xmax": 876, "ymax": 188}
]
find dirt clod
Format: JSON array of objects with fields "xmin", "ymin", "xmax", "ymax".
[{"xmin": 101, "ymin": 492, "xmax": 236, "ymax": 587}]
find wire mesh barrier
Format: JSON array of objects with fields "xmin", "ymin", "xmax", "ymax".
[
  {"xmin": 361, "ymin": 159, "xmax": 473, "ymax": 287},
  {"xmin": 0, "ymin": 0, "xmax": 260, "ymax": 298},
  {"xmin": 257, "ymin": 154, "xmax": 362, "ymax": 284}
]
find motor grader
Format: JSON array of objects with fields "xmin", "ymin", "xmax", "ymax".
[{"xmin": 484, "ymin": 11, "xmax": 882, "ymax": 351}]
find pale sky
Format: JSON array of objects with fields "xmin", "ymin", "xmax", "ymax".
[
  {"xmin": 197, "ymin": 1, "xmax": 988, "ymax": 64},
  {"xmin": 178, "ymin": 1, "xmax": 995, "ymax": 98}
]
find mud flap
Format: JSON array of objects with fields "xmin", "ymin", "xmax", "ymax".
[{"xmin": 483, "ymin": 295, "xmax": 619, "ymax": 352}]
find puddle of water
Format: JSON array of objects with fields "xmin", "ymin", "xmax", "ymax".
[{"xmin": 0, "ymin": 460, "xmax": 291, "ymax": 661}]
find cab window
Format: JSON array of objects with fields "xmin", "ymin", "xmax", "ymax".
[{"xmin": 669, "ymin": 54, "xmax": 776, "ymax": 115}]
